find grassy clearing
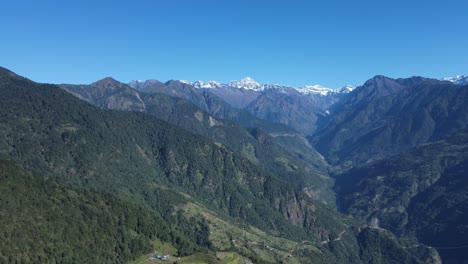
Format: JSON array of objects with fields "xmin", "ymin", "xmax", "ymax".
[
  {"xmin": 177, "ymin": 251, "xmax": 247, "ymax": 264},
  {"xmin": 177, "ymin": 252, "xmax": 218, "ymax": 264},
  {"xmin": 217, "ymin": 252, "xmax": 244, "ymax": 264},
  {"xmin": 182, "ymin": 202, "xmax": 322, "ymax": 263}
]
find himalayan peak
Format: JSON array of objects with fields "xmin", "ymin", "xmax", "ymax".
[
  {"xmin": 177, "ymin": 76, "xmax": 356, "ymax": 95},
  {"xmin": 442, "ymin": 75, "xmax": 468, "ymax": 86},
  {"xmin": 228, "ymin": 77, "xmax": 262, "ymax": 90}
]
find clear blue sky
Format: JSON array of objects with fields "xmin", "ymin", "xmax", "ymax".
[{"xmin": 1, "ymin": 0, "xmax": 468, "ymax": 88}]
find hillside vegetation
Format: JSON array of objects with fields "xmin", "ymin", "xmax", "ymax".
[{"xmin": 0, "ymin": 67, "xmax": 442, "ymax": 263}]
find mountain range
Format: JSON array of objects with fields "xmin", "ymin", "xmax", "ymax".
[
  {"xmin": 131, "ymin": 76, "xmax": 355, "ymax": 94},
  {"xmin": 1, "ymin": 65, "xmax": 467, "ymax": 263},
  {"xmin": 128, "ymin": 77, "xmax": 354, "ymax": 135}
]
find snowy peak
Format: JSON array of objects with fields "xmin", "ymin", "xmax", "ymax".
[
  {"xmin": 180, "ymin": 77, "xmax": 263, "ymax": 90},
  {"xmin": 337, "ymin": 85, "xmax": 356, "ymax": 93},
  {"xmin": 296, "ymin": 84, "xmax": 356, "ymax": 95},
  {"xmin": 442, "ymin": 75, "xmax": 468, "ymax": 86},
  {"xmin": 179, "ymin": 80, "xmax": 192, "ymax": 85},
  {"xmin": 228, "ymin": 77, "xmax": 262, "ymax": 90},
  {"xmin": 297, "ymin": 85, "xmax": 334, "ymax": 95},
  {"xmin": 192, "ymin": 80, "xmax": 223, "ymax": 89},
  {"xmin": 130, "ymin": 76, "xmax": 356, "ymax": 95}
]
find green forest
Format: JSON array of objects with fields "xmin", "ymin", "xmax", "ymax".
[{"xmin": 0, "ymin": 67, "xmax": 445, "ymax": 263}]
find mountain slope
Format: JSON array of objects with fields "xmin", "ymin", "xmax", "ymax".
[
  {"xmin": 127, "ymin": 78, "xmax": 332, "ymax": 175},
  {"xmin": 60, "ymin": 79, "xmax": 334, "ymax": 203},
  {"xmin": 129, "ymin": 79, "xmax": 300, "ymax": 132},
  {"xmin": 244, "ymin": 87, "xmax": 323, "ymax": 135},
  {"xmin": 203, "ymin": 84, "xmax": 260, "ymax": 109},
  {"xmin": 243, "ymin": 87, "xmax": 349, "ymax": 135},
  {"xmin": 187, "ymin": 78, "xmax": 352, "ymax": 136},
  {"xmin": 313, "ymin": 76, "xmax": 468, "ymax": 167},
  {"xmin": 0, "ymin": 160, "xmax": 186, "ymax": 263},
  {"xmin": 61, "ymin": 77, "xmax": 146, "ymax": 112},
  {"xmin": 129, "ymin": 77, "xmax": 352, "ymax": 135}
]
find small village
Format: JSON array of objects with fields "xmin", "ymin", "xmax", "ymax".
[{"xmin": 146, "ymin": 252, "xmax": 171, "ymax": 262}]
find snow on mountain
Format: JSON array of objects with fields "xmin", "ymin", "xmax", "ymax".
[
  {"xmin": 189, "ymin": 77, "xmax": 349, "ymax": 95},
  {"xmin": 336, "ymin": 85, "xmax": 356, "ymax": 93},
  {"xmin": 179, "ymin": 80, "xmax": 192, "ymax": 85},
  {"xmin": 228, "ymin": 77, "xmax": 262, "ymax": 91},
  {"xmin": 190, "ymin": 77, "xmax": 286, "ymax": 92},
  {"xmin": 442, "ymin": 75, "xmax": 468, "ymax": 86},
  {"xmin": 296, "ymin": 84, "xmax": 356, "ymax": 95},
  {"xmin": 130, "ymin": 76, "xmax": 357, "ymax": 95},
  {"xmin": 192, "ymin": 80, "xmax": 223, "ymax": 89},
  {"xmin": 297, "ymin": 85, "xmax": 334, "ymax": 95}
]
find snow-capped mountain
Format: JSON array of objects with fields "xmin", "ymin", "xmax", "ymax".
[
  {"xmin": 228, "ymin": 77, "xmax": 262, "ymax": 91},
  {"xmin": 191, "ymin": 80, "xmax": 223, "ymax": 89},
  {"xmin": 297, "ymin": 85, "xmax": 334, "ymax": 95},
  {"xmin": 442, "ymin": 75, "xmax": 468, "ymax": 86},
  {"xmin": 336, "ymin": 85, "xmax": 356, "ymax": 93},
  {"xmin": 297, "ymin": 84, "xmax": 356, "ymax": 95},
  {"xmin": 129, "ymin": 76, "xmax": 357, "ymax": 96},
  {"xmin": 178, "ymin": 77, "xmax": 356, "ymax": 95}
]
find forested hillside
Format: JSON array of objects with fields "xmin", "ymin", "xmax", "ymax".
[
  {"xmin": 334, "ymin": 130, "xmax": 468, "ymax": 262},
  {"xmin": 60, "ymin": 79, "xmax": 333, "ymax": 203},
  {"xmin": 0, "ymin": 67, "xmax": 439, "ymax": 263},
  {"xmin": 0, "ymin": 160, "xmax": 209, "ymax": 263}
]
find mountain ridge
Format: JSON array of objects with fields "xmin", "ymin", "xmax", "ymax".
[
  {"xmin": 129, "ymin": 73, "xmax": 468, "ymax": 96},
  {"xmin": 312, "ymin": 76, "xmax": 467, "ymax": 167},
  {"xmin": 59, "ymin": 78, "xmax": 335, "ymax": 204},
  {"xmin": 130, "ymin": 76, "xmax": 357, "ymax": 96}
]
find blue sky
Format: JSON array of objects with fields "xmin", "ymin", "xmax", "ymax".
[{"xmin": 1, "ymin": 0, "xmax": 468, "ymax": 88}]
